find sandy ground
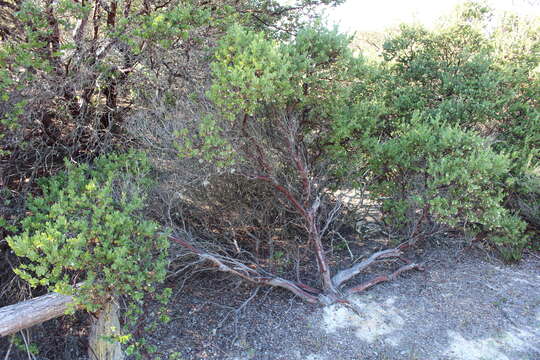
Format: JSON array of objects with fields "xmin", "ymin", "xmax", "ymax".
[
  {"xmin": 146, "ymin": 242, "xmax": 540, "ymax": 360},
  {"xmin": 1, "ymin": 241, "xmax": 539, "ymax": 360}
]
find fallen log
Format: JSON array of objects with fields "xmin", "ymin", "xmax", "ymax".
[
  {"xmin": 0, "ymin": 292, "xmax": 74, "ymax": 337},
  {"xmin": 0, "ymin": 292, "xmax": 124, "ymax": 360}
]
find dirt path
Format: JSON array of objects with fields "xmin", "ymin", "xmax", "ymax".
[{"xmin": 149, "ymin": 243, "xmax": 540, "ymax": 360}]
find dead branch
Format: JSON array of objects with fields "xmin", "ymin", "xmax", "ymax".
[
  {"xmin": 169, "ymin": 235, "xmax": 320, "ymax": 304},
  {"xmin": 331, "ymin": 248, "xmax": 403, "ymax": 288}
]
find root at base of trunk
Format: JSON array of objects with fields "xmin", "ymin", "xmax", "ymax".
[{"xmin": 170, "ymin": 234, "xmax": 424, "ymax": 306}]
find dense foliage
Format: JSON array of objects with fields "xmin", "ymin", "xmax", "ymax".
[
  {"xmin": 0, "ymin": 0, "xmax": 538, "ymax": 357},
  {"xmin": 192, "ymin": 4, "xmax": 539, "ymax": 262},
  {"xmin": 367, "ymin": 119, "xmax": 528, "ymax": 259},
  {"xmin": 0, "ymin": 0, "xmax": 341, "ymax": 222},
  {"xmin": 7, "ymin": 152, "xmax": 169, "ymax": 312},
  {"xmin": 329, "ymin": 2, "xmax": 539, "ymax": 257}
]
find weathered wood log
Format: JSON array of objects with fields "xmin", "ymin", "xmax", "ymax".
[
  {"xmin": 0, "ymin": 292, "xmax": 125, "ymax": 360},
  {"xmin": 0, "ymin": 292, "xmax": 74, "ymax": 337}
]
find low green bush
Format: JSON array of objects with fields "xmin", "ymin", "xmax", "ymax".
[
  {"xmin": 506, "ymin": 171, "xmax": 540, "ymax": 249},
  {"xmin": 331, "ymin": 3, "xmax": 539, "ymax": 259},
  {"xmin": 367, "ymin": 118, "xmax": 529, "ymax": 260},
  {"xmin": 7, "ymin": 151, "xmax": 170, "ymax": 313}
]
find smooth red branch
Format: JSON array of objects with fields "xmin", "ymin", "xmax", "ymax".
[
  {"xmin": 169, "ymin": 235, "xmax": 203, "ymax": 255},
  {"xmin": 284, "ymin": 125, "xmax": 311, "ymax": 206},
  {"xmin": 254, "ymin": 175, "xmax": 308, "ymax": 218},
  {"xmin": 346, "ymin": 263, "xmax": 423, "ymax": 295},
  {"xmin": 308, "ymin": 220, "xmax": 335, "ymax": 293}
]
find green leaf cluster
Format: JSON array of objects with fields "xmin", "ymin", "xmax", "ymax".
[
  {"xmin": 327, "ymin": 3, "xmax": 539, "ymax": 260},
  {"xmin": 182, "ymin": 24, "xmax": 358, "ymax": 170},
  {"xmin": 367, "ymin": 118, "xmax": 528, "ymax": 258},
  {"xmin": 7, "ymin": 151, "xmax": 169, "ymax": 312},
  {"xmin": 209, "ymin": 24, "xmax": 302, "ymax": 117}
]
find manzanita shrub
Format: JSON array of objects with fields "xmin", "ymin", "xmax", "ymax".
[
  {"xmin": 179, "ymin": 19, "xmax": 535, "ymax": 272},
  {"xmin": 365, "ymin": 118, "xmax": 529, "ymax": 260},
  {"xmin": 329, "ymin": 2, "xmax": 539, "ymax": 260},
  {"xmin": 7, "ymin": 151, "xmax": 170, "ymax": 318}
]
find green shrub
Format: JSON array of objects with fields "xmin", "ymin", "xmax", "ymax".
[
  {"xmin": 180, "ymin": 24, "xmax": 359, "ymax": 169},
  {"xmin": 7, "ymin": 151, "xmax": 169, "ymax": 313},
  {"xmin": 339, "ymin": 3, "xmax": 539, "ymax": 258},
  {"xmin": 367, "ymin": 118, "xmax": 529, "ymax": 260},
  {"xmin": 381, "ymin": 19, "xmax": 500, "ymax": 131},
  {"xmin": 506, "ymin": 170, "xmax": 540, "ymax": 250}
]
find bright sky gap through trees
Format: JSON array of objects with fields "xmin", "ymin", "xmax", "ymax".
[{"xmin": 325, "ymin": 0, "xmax": 540, "ymax": 33}]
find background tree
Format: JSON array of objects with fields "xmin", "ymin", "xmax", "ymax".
[{"xmin": 0, "ymin": 0, "xmax": 343, "ymax": 216}]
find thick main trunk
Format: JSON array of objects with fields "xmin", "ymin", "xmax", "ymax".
[
  {"xmin": 309, "ymin": 227, "xmax": 335, "ymax": 293},
  {"xmin": 88, "ymin": 300, "xmax": 125, "ymax": 360}
]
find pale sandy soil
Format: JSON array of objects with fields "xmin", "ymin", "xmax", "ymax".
[
  {"xmin": 1, "ymin": 241, "xmax": 538, "ymax": 360},
  {"xmin": 144, "ymin": 241, "xmax": 540, "ymax": 360}
]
